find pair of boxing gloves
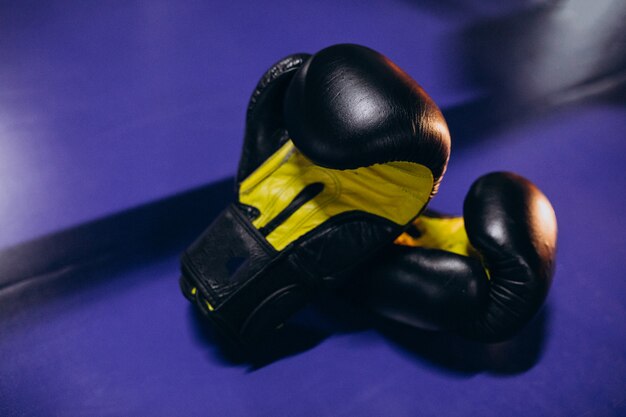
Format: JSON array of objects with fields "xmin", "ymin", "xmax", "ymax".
[{"xmin": 180, "ymin": 44, "xmax": 557, "ymax": 351}]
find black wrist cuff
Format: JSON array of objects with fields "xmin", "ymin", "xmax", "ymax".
[{"xmin": 180, "ymin": 204, "xmax": 315, "ymax": 349}]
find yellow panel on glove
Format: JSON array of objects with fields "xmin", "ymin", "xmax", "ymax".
[
  {"xmin": 394, "ymin": 215, "xmax": 473, "ymax": 257},
  {"xmin": 239, "ymin": 140, "xmax": 434, "ymax": 251}
]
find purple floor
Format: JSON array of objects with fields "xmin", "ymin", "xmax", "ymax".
[{"xmin": 1, "ymin": 1, "xmax": 625, "ymax": 416}]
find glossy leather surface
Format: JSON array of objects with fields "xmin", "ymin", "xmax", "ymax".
[
  {"xmin": 237, "ymin": 53, "xmax": 311, "ymax": 184},
  {"xmin": 462, "ymin": 172, "xmax": 556, "ymax": 340},
  {"xmin": 356, "ymin": 246, "xmax": 489, "ymax": 331},
  {"xmin": 180, "ymin": 44, "xmax": 448, "ymax": 348},
  {"xmin": 285, "ymin": 45, "xmax": 450, "ymax": 190},
  {"xmin": 360, "ymin": 172, "xmax": 557, "ymax": 342}
]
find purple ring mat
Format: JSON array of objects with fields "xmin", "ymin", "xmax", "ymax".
[{"xmin": 2, "ymin": 1, "xmax": 625, "ymax": 416}]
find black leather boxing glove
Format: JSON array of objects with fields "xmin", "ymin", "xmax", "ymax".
[
  {"xmin": 180, "ymin": 44, "xmax": 450, "ymax": 349},
  {"xmin": 356, "ymin": 172, "xmax": 557, "ymax": 342}
]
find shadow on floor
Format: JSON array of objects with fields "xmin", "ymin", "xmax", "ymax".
[
  {"xmin": 1, "ymin": 174, "xmax": 552, "ymax": 375},
  {"xmin": 0, "ymin": 178, "xmax": 234, "ymax": 302},
  {"xmin": 186, "ymin": 285, "xmax": 551, "ymax": 376}
]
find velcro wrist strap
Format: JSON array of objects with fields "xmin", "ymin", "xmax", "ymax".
[{"xmin": 180, "ymin": 204, "xmax": 316, "ymax": 347}]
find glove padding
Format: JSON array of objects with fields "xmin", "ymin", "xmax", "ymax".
[
  {"xmin": 356, "ymin": 172, "xmax": 557, "ymax": 342},
  {"xmin": 180, "ymin": 44, "xmax": 451, "ymax": 350}
]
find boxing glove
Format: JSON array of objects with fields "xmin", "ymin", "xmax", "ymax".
[
  {"xmin": 356, "ymin": 172, "xmax": 557, "ymax": 342},
  {"xmin": 180, "ymin": 44, "xmax": 450, "ymax": 349}
]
